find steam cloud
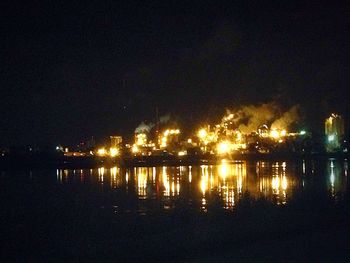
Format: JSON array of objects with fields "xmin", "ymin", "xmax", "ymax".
[
  {"xmin": 134, "ymin": 121, "xmax": 154, "ymax": 134},
  {"xmin": 271, "ymin": 105, "xmax": 300, "ymax": 130},
  {"xmin": 159, "ymin": 114, "xmax": 171, "ymax": 124},
  {"xmin": 134, "ymin": 114, "xmax": 171, "ymax": 133},
  {"xmin": 223, "ymin": 102, "xmax": 300, "ymax": 133}
]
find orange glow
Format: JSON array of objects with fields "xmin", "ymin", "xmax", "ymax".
[
  {"xmin": 217, "ymin": 141, "xmax": 231, "ymax": 154},
  {"xmin": 97, "ymin": 148, "xmax": 106, "ymax": 156}
]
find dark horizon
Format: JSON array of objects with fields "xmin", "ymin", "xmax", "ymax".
[{"xmin": 1, "ymin": 1, "xmax": 349, "ymax": 146}]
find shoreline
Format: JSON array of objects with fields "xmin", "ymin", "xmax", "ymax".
[{"xmin": 0, "ymin": 152, "xmax": 348, "ymax": 170}]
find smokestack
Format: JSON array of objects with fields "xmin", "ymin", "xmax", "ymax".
[{"xmin": 155, "ymin": 107, "xmax": 160, "ymax": 147}]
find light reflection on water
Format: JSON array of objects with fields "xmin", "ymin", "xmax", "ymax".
[{"xmin": 53, "ymin": 159, "xmax": 349, "ymax": 214}]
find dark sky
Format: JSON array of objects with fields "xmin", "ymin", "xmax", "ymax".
[{"xmin": 1, "ymin": 0, "xmax": 349, "ymax": 146}]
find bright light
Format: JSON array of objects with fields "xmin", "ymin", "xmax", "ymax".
[
  {"xmin": 132, "ymin": 144, "xmax": 139, "ymax": 153},
  {"xmin": 160, "ymin": 136, "xmax": 167, "ymax": 148},
  {"xmin": 219, "ymin": 162, "xmax": 229, "ymax": 179},
  {"xmin": 270, "ymin": 129, "xmax": 280, "ymax": 139},
  {"xmin": 178, "ymin": 151, "xmax": 187, "ymax": 156},
  {"xmin": 97, "ymin": 148, "xmax": 106, "ymax": 156},
  {"xmin": 200, "ymin": 175, "xmax": 208, "ymax": 195},
  {"xmin": 328, "ymin": 135, "xmax": 335, "ymax": 142},
  {"xmin": 161, "ymin": 129, "xmax": 180, "ymax": 148},
  {"xmin": 110, "ymin": 147, "xmax": 119, "ymax": 157},
  {"xmin": 164, "ymin": 129, "xmax": 180, "ymax": 136},
  {"xmin": 282, "ymin": 176, "xmax": 288, "ymax": 190},
  {"xmin": 300, "ymin": 130, "xmax": 306, "ymax": 135},
  {"xmin": 217, "ymin": 141, "xmax": 231, "ymax": 154},
  {"xmin": 272, "ymin": 177, "xmax": 280, "ymax": 191},
  {"xmin": 280, "ymin": 130, "xmax": 287, "ymax": 136},
  {"xmin": 198, "ymin": 129, "xmax": 207, "ymax": 139},
  {"xmin": 135, "ymin": 133, "xmax": 147, "ymax": 146}
]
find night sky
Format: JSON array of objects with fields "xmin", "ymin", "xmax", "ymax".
[{"xmin": 1, "ymin": 1, "xmax": 349, "ymax": 146}]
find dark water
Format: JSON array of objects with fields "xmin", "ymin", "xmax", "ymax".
[
  {"xmin": 1, "ymin": 159, "xmax": 349, "ymax": 214},
  {"xmin": 1, "ymin": 158, "xmax": 350, "ymax": 261}
]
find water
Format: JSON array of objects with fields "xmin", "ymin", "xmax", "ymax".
[
  {"xmin": 2, "ymin": 158, "xmax": 350, "ymax": 261},
  {"xmin": 1, "ymin": 158, "xmax": 348, "ymax": 215}
]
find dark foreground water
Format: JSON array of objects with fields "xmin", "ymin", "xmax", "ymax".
[{"xmin": 1, "ymin": 159, "xmax": 350, "ymax": 262}]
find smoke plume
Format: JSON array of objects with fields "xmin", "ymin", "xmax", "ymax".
[
  {"xmin": 134, "ymin": 114, "xmax": 171, "ymax": 134},
  {"xmin": 223, "ymin": 102, "xmax": 300, "ymax": 133},
  {"xmin": 271, "ymin": 105, "xmax": 300, "ymax": 130},
  {"xmin": 159, "ymin": 114, "xmax": 171, "ymax": 124},
  {"xmin": 134, "ymin": 121, "xmax": 155, "ymax": 133}
]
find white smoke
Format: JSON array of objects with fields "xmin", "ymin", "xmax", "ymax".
[
  {"xmin": 159, "ymin": 114, "xmax": 171, "ymax": 124},
  {"xmin": 223, "ymin": 102, "xmax": 300, "ymax": 133},
  {"xmin": 271, "ymin": 105, "xmax": 300, "ymax": 130},
  {"xmin": 134, "ymin": 114, "xmax": 171, "ymax": 134},
  {"xmin": 134, "ymin": 121, "xmax": 155, "ymax": 134}
]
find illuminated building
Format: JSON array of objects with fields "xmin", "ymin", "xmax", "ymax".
[
  {"xmin": 97, "ymin": 148, "xmax": 106, "ymax": 156},
  {"xmin": 131, "ymin": 131, "xmax": 156, "ymax": 156},
  {"xmin": 160, "ymin": 129, "xmax": 180, "ymax": 150},
  {"xmin": 196, "ymin": 126, "xmax": 219, "ymax": 153},
  {"xmin": 109, "ymin": 136, "xmax": 122, "ymax": 157},
  {"xmin": 110, "ymin": 136, "xmax": 122, "ymax": 148},
  {"xmin": 109, "ymin": 147, "xmax": 119, "ymax": 157},
  {"xmin": 217, "ymin": 141, "xmax": 231, "ymax": 155},
  {"xmin": 325, "ymin": 113, "xmax": 344, "ymax": 152},
  {"xmin": 135, "ymin": 133, "xmax": 147, "ymax": 146}
]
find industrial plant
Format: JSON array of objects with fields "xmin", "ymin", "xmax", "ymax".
[
  {"xmin": 56, "ymin": 106, "xmax": 347, "ymax": 163},
  {"xmin": 1, "ymin": 103, "xmax": 347, "ymax": 168}
]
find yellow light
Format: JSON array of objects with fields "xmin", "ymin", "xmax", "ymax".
[
  {"xmin": 110, "ymin": 147, "xmax": 119, "ymax": 157},
  {"xmin": 162, "ymin": 167, "xmax": 170, "ymax": 196},
  {"xmin": 164, "ymin": 129, "xmax": 180, "ymax": 136},
  {"xmin": 282, "ymin": 176, "xmax": 288, "ymax": 190},
  {"xmin": 272, "ymin": 177, "xmax": 280, "ymax": 191},
  {"xmin": 281, "ymin": 130, "xmax": 287, "ymax": 136},
  {"xmin": 219, "ymin": 162, "xmax": 229, "ymax": 179},
  {"xmin": 217, "ymin": 141, "xmax": 231, "ymax": 154},
  {"xmin": 160, "ymin": 136, "xmax": 167, "ymax": 148},
  {"xmin": 270, "ymin": 129, "xmax": 280, "ymax": 139},
  {"xmin": 178, "ymin": 151, "xmax": 187, "ymax": 156},
  {"xmin": 200, "ymin": 175, "xmax": 208, "ymax": 195},
  {"xmin": 132, "ymin": 144, "xmax": 139, "ymax": 153},
  {"xmin": 110, "ymin": 167, "xmax": 117, "ymax": 177},
  {"xmin": 97, "ymin": 148, "xmax": 106, "ymax": 156},
  {"xmin": 98, "ymin": 167, "xmax": 105, "ymax": 177},
  {"xmin": 198, "ymin": 129, "xmax": 207, "ymax": 139},
  {"xmin": 187, "ymin": 138, "xmax": 192, "ymax": 144},
  {"xmin": 136, "ymin": 133, "xmax": 147, "ymax": 146}
]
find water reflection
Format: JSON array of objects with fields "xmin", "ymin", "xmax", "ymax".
[
  {"xmin": 327, "ymin": 159, "xmax": 348, "ymax": 199},
  {"xmin": 53, "ymin": 159, "xmax": 349, "ymax": 214}
]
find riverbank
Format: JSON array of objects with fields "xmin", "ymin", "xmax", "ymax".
[{"xmin": 0, "ymin": 151, "xmax": 348, "ymax": 169}]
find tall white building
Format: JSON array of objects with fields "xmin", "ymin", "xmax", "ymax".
[{"xmin": 325, "ymin": 113, "xmax": 344, "ymax": 152}]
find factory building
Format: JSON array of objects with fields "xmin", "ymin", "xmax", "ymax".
[
  {"xmin": 325, "ymin": 114, "xmax": 344, "ymax": 152},
  {"xmin": 110, "ymin": 136, "xmax": 123, "ymax": 148}
]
